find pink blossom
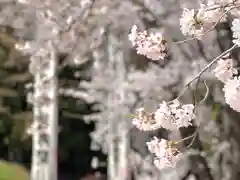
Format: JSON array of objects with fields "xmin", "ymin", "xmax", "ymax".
[
  {"xmin": 146, "ymin": 137, "xmax": 182, "ymax": 170},
  {"xmin": 214, "ymin": 57, "xmax": 237, "ymax": 83},
  {"xmin": 223, "ymin": 76, "xmax": 240, "ymax": 112},
  {"xmin": 128, "ymin": 25, "xmax": 167, "ymax": 60},
  {"xmin": 132, "ymin": 108, "xmax": 160, "ymax": 131},
  {"xmin": 154, "ymin": 100, "xmax": 196, "ymax": 130}
]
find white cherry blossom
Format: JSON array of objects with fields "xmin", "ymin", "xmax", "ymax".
[
  {"xmin": 128, "ymin": 25, "xmax": 167, "ymax": 60},
  {"xmin": 154, "ymin": 100, "xmax": 196, "ymax": 130},
  {"xmin": 132, "ymin": 108, "xmax": 160, "ymax": 131},
  {"xmin": 154, "ymin": 101, "xmax": 178, "ymax": 130},
  {"xmin": 232, "ymin": 18, "xmax": 240, "ymax": 46},
  {"xmin": 175, "ymin": 104, "xmax": 195, "ymax": 127},
  {"xmin": 146, "ymin": 137, "xmax": 182, "ymax": 170},
  {"xmin": 223, "ymin": 76, "xmax": 240, "ymax": 112},
  {"xmin": 214, "ymin": 57, "xmax": 237, "ymax": 83}
]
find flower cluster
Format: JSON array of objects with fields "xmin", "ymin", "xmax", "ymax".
[
  {"xmin": 179, "ymin": 1, "xmax": 229, "ymax": 38},
  {"xmin": 232, "ymin": 19, "xmax": 240, "ymax": 46},
  {"xmin": 146, "ymin": 137, "xmax": 182, "ymax": 170},
  {"xmin": 155, "ymin": 100, "xmax": 196, "ymax": 130},
  {"xmin": 213, "ymin": 53, "xmax": 240, "ymax": 112},
  {"xmin": 211, "ymin": 18, "xmax": 240, "ymax": 112},
  {"xmin": 223, "ymin": 77, "xmax": 240, "ymax": 112},
  {"xmin": 213, "ymin": 55, "xmax": 237, "ymax": 83},
  {"xmin": 132, "ymin": 108, "xmax": 159, "ymax": 131},
  {"xmin": 129, "ymin": 0, "xmax": 240, "ymax": 171},
  {"xmin": 128, "ymin": 25, "xmax": 167, "ymax": 60},
  {"xmin": 132, "ymin": 100, "xmax": 195, "ymax": 169},
  {"xmin": 180, "ymin": 7, "xmax": 207, "ymax": 37},
  {"xmin": 132, "ymin": 100, "xmax": 196, "ymax": 132}
]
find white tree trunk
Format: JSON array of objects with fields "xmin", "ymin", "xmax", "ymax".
[
  {"xmin": 108, "ymin": 133, "xmax": 117, "ymax": 180},
  {"xmin": 31, "ymin": 72, "xmax": 41, "ymax": 180},
  {"xmin": 118, "ymin": 123, "xmax": 129, "ymax": 180},
  {"xmin": 48, "ymin": 44, "xmax": 58, "ymax": 180},
  {"xmin": 30, "ymin": 42, "xmax": 58, "ymax": 180},
  {"xmin": 107, "ymin": 31, "xmax": 117, "ymax": 180}
]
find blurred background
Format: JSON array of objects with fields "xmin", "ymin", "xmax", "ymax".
[{"xmin": 0, "ymin": 0, "xmax": 240, "ymax": 180}]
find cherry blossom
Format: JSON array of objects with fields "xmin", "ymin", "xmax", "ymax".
[
  {"xmin": 154, "ymin": 101, "xmax": 178, "ymax": 130},
  {"xmin": 179, "ymin": 3, "xmax": 226, "ymax": 38},
  {"xmin": 223, "ymin": 76, "xmax": 240, "ymax": 112},
  {"xmin": 132, "ymin": 108, "xmax": 160, "ymax": 131},
  {"xmin": 146, "ymin": 137, "xmax": 182, "ymax": 169},
  {"xmin": 128, "ymin": 25, "xmax": 167, "ymax": 60},
  {"xmin": 232, "ymin": 18, "xmax": 240, "ymax": 46},
  {"xmin": 154, "ymin": 100, "xmax": 196, "ymax": 130},
  {"xmin": 179, "ymin": 7, "xmax": 208, "ymax": 37},
  {"xmin": 213, "ymin": 57, "xmax": 237, "ymax": 83},
  {"xmin": 175, "ymin": 104, "xmax": 196, "ymax": 128}
]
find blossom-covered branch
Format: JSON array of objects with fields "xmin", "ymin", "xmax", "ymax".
[{"xmin": 129, "ymin": 0, "xmax": 240, "ymax": 171}]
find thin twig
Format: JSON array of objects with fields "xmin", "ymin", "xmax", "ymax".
[
  {"xmin": 171, "ymin": 44, "xmax": 237, "ymax": 101},
  {"xmin": 185, "ymin": 44, "xmax": 237, "ymax": 87},
  {"xmin": 206, "ymin": 2, "xmax": 240, "ymax": 11},
  {"xmin": 169, "ymin": 85, "xmax": 189, "ymax": 103},
  {"xmin": 174, "ymin": 133, "xmax": 196, "ymax": 144},
  {"xmin": 199, "ymin": 80, "xmax": 209, "ymax": 104},
  {"xmin": 186, "ymin": 125, "xmax": 201, "ymax": 149}
]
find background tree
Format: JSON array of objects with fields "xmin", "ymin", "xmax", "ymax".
[{"xmin": 1, "ymin": 0, "xmax": 240, "ymax": 180}]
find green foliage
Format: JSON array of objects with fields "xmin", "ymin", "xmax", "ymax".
[
  {"xmin": 212, "ymin": 103, "xmax": 221, "ymax": 121},
  {"xmin": 0, "ymin": 161, "xmax": 29, "ymax": 180}
]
